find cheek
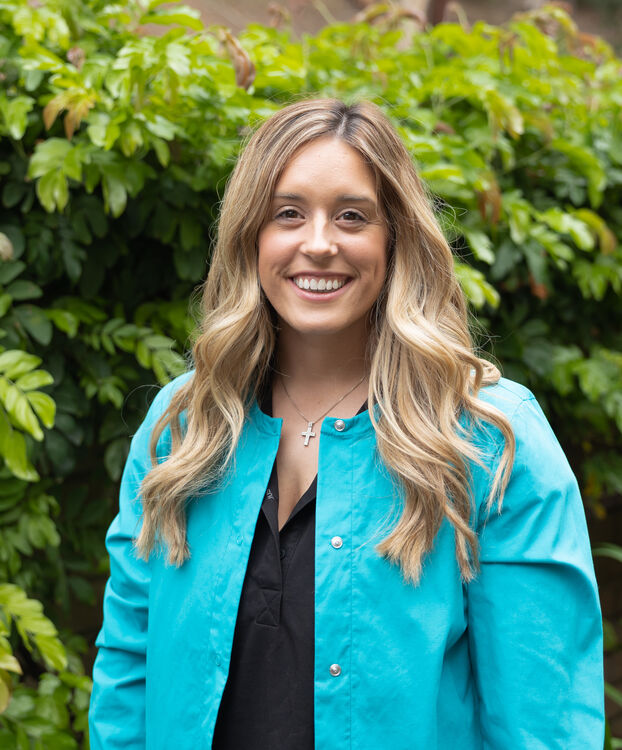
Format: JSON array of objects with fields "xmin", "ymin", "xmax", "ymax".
[
  {"xmin": 257, "ymin": 229, "xmax": 288, "ymax": 302},
  {"xmin": 258, "ymin": 228, "xmax": 287, "ymax": 270},
  {"xmin": 365, "ymin": 231, "xmax": 389, "ymax": 277}
]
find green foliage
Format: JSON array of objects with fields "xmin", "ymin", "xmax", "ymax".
[{"xmin": 0, "ymin": 0, "xmax": 620, "ymax": 744}]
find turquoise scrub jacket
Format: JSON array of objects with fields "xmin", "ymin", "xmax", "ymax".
[{"xmin": 89, "ymin": 370, "xmax": 604, "ymax": 749}]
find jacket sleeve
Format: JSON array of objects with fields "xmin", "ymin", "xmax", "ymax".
[
  {"xmin": 88, "ymin": 384, "xmax": 174, "ymax": 750},
  {"xmin": 466, "ymin": 395, "xmax": 604, "ymax": 750}
]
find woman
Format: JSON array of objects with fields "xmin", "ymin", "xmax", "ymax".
[{"xmin": 89, "ymin": 99, "xmax": 604, "ymax": 749}]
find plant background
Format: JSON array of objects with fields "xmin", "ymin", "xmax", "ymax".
[{"xmin": 0, "ymin": 0, "xmax": 621, "ymax": 746}]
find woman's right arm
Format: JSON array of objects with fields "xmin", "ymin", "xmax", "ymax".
[{"xmin": 88, "ymin": 384, "xmax": 174, "ymax": 749}]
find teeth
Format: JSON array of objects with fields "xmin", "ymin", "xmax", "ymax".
[{"xmin": 293, "ymin": 277, "xmax": 346, "ymax": 293}]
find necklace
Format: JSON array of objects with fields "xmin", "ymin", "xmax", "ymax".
[{"xmin": 280, "ymin": 374, "xmax": 367, "ymax": 446}]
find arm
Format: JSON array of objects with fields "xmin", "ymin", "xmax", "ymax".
[
  {"xmin": 467, "ymin": 396, "xmax": 604, "ymax": 750},
  {"xmin": 88, "ymin": 384, "xmax": 174, "ymax": 750}
]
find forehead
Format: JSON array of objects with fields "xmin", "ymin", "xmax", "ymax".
[{"xmin": 274, "ymin": 137, "xmax": 377, "ymax": 197}]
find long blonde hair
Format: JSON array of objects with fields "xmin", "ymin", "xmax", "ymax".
[{"xmin": 134, "ymin": 98, "xmax": 515, "ymax": 584}]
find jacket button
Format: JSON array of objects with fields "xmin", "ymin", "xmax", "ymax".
[
  {"xmin": 334, "ymin": 419, "xmax": 346, "ymax": 432},
  {"xmin": 331, "ymin": 536, "xmax": 343, "ymax": 549},
  {"xmin": 329, "ymin": 663, "xmax": 342, "ymax": 676}
]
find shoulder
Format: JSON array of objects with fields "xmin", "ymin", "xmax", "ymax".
[
  {"xmin": 464, "ymin": 376, "xmax": 537, "ymax": 462},
  {"xmin": 471, "ymin": 377, "xmax": 578, "ymax": 521},
  {"xmin": 476, "ymin": 377, "xmax": 560, "ymax": 452},
  {"xmin": 477, "ymin": 376, "xmax": 536, "ymax": 418},
  {"xmin": 468, "ymin": 376, "xmax": 574, "ymax": 495},
  {"xmin": 474, "ymin": 375, "xmax": 556, "ymax": 459}
]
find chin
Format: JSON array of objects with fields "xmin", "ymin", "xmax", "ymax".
[{"xmin": 284, "ymin": 316, "xmax": 362, "ymax": 338}]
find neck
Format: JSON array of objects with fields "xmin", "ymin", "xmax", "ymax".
[{"xmin": 273, "ymin": 321, "xmax": 371, "ymax": 396}]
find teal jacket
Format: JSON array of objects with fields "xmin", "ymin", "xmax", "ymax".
[{"xmin": 89, "ymin": 371, "xmax": 604, "ymax": 749}]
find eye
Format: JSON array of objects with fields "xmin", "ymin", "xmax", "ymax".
[
  {"xmin": 275, "ymin": 208, "xmax": 303, "ymax": 221},
  {"xmin": 338, "ymin": 210, "xmax": 366, "ymax": 223}
]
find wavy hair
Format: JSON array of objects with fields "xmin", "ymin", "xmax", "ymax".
[{"xmin": 134, "ymin": 98, "xmax": 515, "ymax": 584}]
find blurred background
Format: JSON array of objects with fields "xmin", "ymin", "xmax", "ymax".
[{"xmin": 194, "ymin": 0, "xmax": 622, "ymax": 48}]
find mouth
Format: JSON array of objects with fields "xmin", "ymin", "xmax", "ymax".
[{"xmin": 289, "ymin": 275, "xmax": 352, "ymax": 294}]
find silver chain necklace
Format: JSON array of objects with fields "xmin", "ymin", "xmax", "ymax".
[{"xmin": 280, "ymin": 374, "xmax": 367, "ymax": 446}]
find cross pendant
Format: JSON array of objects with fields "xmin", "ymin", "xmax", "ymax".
[{"xmin": 301, "ymin": 421, "xmax": 316, "ymax": 446}]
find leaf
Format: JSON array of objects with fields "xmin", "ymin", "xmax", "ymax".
[
  {"xmin": 0, "ymin": 673, "xmax": 10, "ymax": 713},
  {"xmin": 36, "ymin": 170, "xmax": 69, "ymax": 213},
  {"xmin": 0, "ymin": 261, "xmax": 26, "ymax": 286},
  {"xmin": 28, "ymin": 140, "xmax": 74, "ymax": 180},
  {"xmin": 101, "ymin": 174, "xmax": 127, "ymax": 217},
  {"xmin": 0, "ymin": 651, "xmax": 22, "ymax": 674},
  {"xmin": 463, "ymin": 229, "xmax": 495, "ymax": 264},
  {"xmin": 592, "ymin": 543, "xmax": 622, "ymax": 565},
  {"xmin": 0, "ymin": 380, "xmax": 43, "ymax": 440},
  {"xmin": 2, "ymin": 181, "xmax": 27, "ymax": 209},
  {"xmin": 135, "ymin": 340, "xmax": 152, "ymax": 369},
  {"xmin": 151, "ymin": 137, "xmax": 170, "ymax": 167},
  {"xmin": 0, "ymin": 294, "xmax": 11, "ymax": 317},
  {"xmin": 0, "ymin": 586, "xmax": 66, "ymax": 672},
  {"xmin": 26, "ymin": 392, "xmax": 56, "ymax": 429},
  {"xmin": 0, "ymin": 352, "xmax": 41, "ymax": 379},
  {"xmin": 454, "ymin": 262, "xmax": 499, "ymax": 308},
  {"xmin": 104, "ymin": 437, "xmax": 128, "ymax": 482},
  {"xmin": 220, "ymin": 29, "xmax": 256, "ymax": 90},
  {"xmin": 536, "ymin": 207, "xmax": 594, "ymax": 251},
  {"xmin": 119, "ymin": 121, "xmax": 143, "ymax": 157},
  {"xmin": 1, "ymin": 95, "xmax": 35, "ymax": 140},
  {"xmin": 139, "ymin": 9, "xmax": 203, "ymax": 30},
  {"xmin": 605, "ymin": 682, "xmax": 622, "ymax": 708},
  {"xmin": 14, "ymin": 371, "xmax": 54, "ymax": 392},
  {"xmin": 573, "ymin": 209, "xmax": 617, "ymax": 255},
  {"xmin": 5, "ymin": 281, "xmax": 43, "ymax": 301},
  {"xmin": 550, "ymin": 139, "xmax": 606, "ymax": 209},
  {"xmin": 45, "ymin": 310, "xmax": 79, "ymax": 337},
  {"xmin": 14, "ymin": 306, "xmax": 53, "ymax": 345},
  {"xmin": 421, "ymin": 164, "xmax": 466, "ymax": 184},
  {"xmin": 142, "ymin": 334, "xmax": 175, "ymax": 349}
]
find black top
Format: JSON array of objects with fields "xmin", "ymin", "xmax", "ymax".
[{"xmin": 211, "ymin": 384, "xmax": 367, "ymax": 750}]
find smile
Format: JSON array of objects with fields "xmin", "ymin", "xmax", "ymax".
[{"xmin": 291, "ymin": 276, "xmax": 349, "ymax": 293}]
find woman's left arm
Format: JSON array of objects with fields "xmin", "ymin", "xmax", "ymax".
[{"xmin": 466, "ymin": 395, "xmax": 605, "ymax": 750}]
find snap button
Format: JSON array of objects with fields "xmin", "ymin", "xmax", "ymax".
[
  {"xmin": 331, "ymin": 536, "xmax": 343, "ymax": 549},
  {"xmin": 215, "ymin": 653, "xmax": 222, "ymax": 667},
  {"xmin": 334, "ymin": 419, "xmax": 346, "ymax": 432},
  {"xmin": 280, "ymin": 548, "xmax": 286, "ymax": 559},
  {"xmin": 329, "ymin": 663, "xmax": 341, "ymax": 676},
  {"xmin": 236, "ymin": 534, "xmax": 243, "ymax": 545}
]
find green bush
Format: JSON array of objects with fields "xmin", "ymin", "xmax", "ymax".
[{"xmin": 0, "ymin": 0, "xmax": 620, "ymax": 745}]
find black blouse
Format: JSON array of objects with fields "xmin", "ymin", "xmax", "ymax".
[{"xmin": 211, "ymin": 386, "xmax": 367, "ymax": 750}]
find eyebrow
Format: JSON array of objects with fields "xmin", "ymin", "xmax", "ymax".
[{"xmin": 273, "ymin": 192, "xmax": 378, "ymax": 207}]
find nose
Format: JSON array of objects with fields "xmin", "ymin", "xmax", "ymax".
[{"xmin": 301, "ymin": 215, "xmax": 338, "ymax": 259}]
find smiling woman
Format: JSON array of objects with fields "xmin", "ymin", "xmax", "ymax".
[{"xmin": 89, "ymin": 99, "xmax": 604, "ymax": 750}]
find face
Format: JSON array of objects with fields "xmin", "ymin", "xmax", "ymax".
[{"xmin": 257, "ymin": 136, "xmax": 388, "ymax": 342}]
